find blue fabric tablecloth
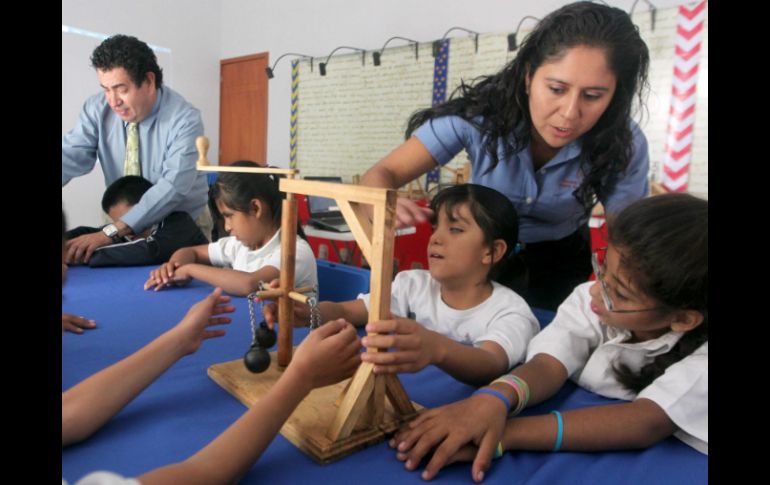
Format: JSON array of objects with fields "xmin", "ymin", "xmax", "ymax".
[{"xmin": 62, "ymin": 265, "xmax": 707, "ymax": 484}]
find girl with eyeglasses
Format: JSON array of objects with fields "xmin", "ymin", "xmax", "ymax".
[{"xmin": 388, "ymin": 193, "xmax": 707, "ymax": 482}]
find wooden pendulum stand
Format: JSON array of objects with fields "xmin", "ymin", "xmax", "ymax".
[
  {"xmin": 196, "ymin": 137, "xmax": 420, "ymax": 463},
  {"xmin": 196, "ymin": 136, "xmax": 300, "ymax": 367}
]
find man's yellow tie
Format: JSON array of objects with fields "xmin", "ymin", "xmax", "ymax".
[{"xmin": 123, "ymin": 122, "xmax": 141, "ymax": 176}]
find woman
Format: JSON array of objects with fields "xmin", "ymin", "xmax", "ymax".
[{"xmin": 361, "ymin": 1, "xmax": 651, "ymax": 310}]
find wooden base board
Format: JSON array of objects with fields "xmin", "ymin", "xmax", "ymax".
[{"xmin": 208, "ymin": 350, "xmax": 422, "ymax": 464}]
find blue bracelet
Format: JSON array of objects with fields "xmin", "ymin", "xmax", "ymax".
[
  {"xmin": 551, "ymin": 410, "xmax": 564, "ymax": 452},
  {"xmin": 473, "ymin": 388, "xmax": 511, "ymax": 412}
]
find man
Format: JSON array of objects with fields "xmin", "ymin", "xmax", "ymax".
[{"xmin": 63, "ymin": 34, "xmax": 212, "ymax": 266}]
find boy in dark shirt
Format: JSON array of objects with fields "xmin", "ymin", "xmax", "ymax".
[{"xmin": 66, "ymin": 176, "xmax": 208, "ymax": 267}]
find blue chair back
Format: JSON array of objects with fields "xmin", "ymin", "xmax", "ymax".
[{"xmin": 316, "ymin": 260, "xmax": 370, "ymax": 302}]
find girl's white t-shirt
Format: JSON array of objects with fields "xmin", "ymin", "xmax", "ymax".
[
  {"xmin": 358, "ymin": 269, "xmax": 540, "ymax": 368},
  {"xmin": 526, "ymin": 282, "xmax": 708, "ymax": 454},
  {"xmin": 208, "ymin": 230, "xmax": 317, "ymax": 289}
]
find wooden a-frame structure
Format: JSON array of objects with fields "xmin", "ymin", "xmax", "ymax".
[{"xmin": 196, "ymin": 137, "xmax": 419, "ymax": 463}]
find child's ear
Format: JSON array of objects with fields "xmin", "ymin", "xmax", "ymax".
[
  {"xmin": 669, "ymin": 309, "xmax": 705, "ymax": 333},
  {"xmin": 250, "ymin": 199, "xmax": 264, "ymax": 218},
  {"xmin": 483, "ymin": 240, "xmax": 508, "ymax": 265}
]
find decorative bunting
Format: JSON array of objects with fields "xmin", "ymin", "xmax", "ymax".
[
  {"xmin": 426, "ymin": 39, "xmax": 450, "ymax": 188},
  {"xmin": 661, "ymin": 1, "xmax": 706, "ymax": 192},
  {"xmin": 290, "ymin": 59, "xmax": 299, "ymax": 169}
]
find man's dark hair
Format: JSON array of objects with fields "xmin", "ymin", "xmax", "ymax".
[
  {"xmin": 91, "ymin": 34, "xmax": 163, "ymax": 88},
  {"xmin": 101, "ymin": 176, "xmax": 153, "ymax": 213}
]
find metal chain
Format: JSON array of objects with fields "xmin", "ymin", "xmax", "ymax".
[
  {"xmin": 308, "ymin": 285, "xmax": 321, "ymax": 329},
  {"xmin": 246, "ymin": 291, "xmax": 259, "ymax": 344},
  {"xmin": 248, "ymin": 282, "xmax": 322, "ymax": 332}
]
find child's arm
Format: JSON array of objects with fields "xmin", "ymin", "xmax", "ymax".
[
  {"xmin": 393, "ymin": 285, "xmax": 613, "ymax": 480},
  {"xmin": 390, "ymin": 353, "xmax": 569, "ymax": 481},
  {"xmin": 500, "ymin": 399, "xmax": 676, "ymax": 451},
  {"xmin": 144, "ymin": 245, "xmax": 211, "ymax": 291},
  {"xmin": 62, "ymin": 288, "xmax": 234, "ymax": 446},
  {"xmin": 396, "ymin": 397, "xmax": 675, "ymax": 483},
  {"xmin": 170, "ymin": 264, "xmax": 281, "ymax": 297},
  {"xmin": 361, "ymin": 317, "xmax": 510, "ymax": 385},
  {"xmin": 136, "ymin": 319, "xmax": 362, "ymax": 485},
  {"xmin": 261, "ymin": 278, "xmax": 370, "ymax": 329}
]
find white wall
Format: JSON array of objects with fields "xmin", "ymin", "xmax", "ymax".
[
  {"xmin": 219, "ymin": 0, "xmax": 688, "ymax": 168},
  {"xmin": 62, "ymin": 0, "xmax": 221, "ymax": 227}
]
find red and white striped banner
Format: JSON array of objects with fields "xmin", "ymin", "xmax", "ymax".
[{"xmin": 661, "ymin": 0, "xmax": 706, "ymax": 192}]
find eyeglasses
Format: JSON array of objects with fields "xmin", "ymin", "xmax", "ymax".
[{"xmin": 591, "ymin": 248, "xmax": 664, "ymax": 314}]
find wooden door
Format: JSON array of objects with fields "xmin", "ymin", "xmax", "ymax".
[{"xmin": 219, "ymin": 53, "xmax": 269, "ymax": 165}]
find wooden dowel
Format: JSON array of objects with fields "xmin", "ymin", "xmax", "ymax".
[
  {"xmin": 198, "ymin": 165, "xmax": 298, "ymax": 176},
  {"xmin": 254, "ymin": 288, "xmax": 285, "ymax": 299},
  {"xmin": 288, "ymin": 291, "xmax": 311, "ymax": 305},
  {"xmin": 277, "ymin": 196, "xmax": 298, "ymax": 367}
]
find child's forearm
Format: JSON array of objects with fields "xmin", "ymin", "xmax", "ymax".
[
  {"xmin": 479, "ymin": 353, "xmax": 569, "ymax": 412},
  {"xmin": 62, "ymin": 330, "xmax": 186, "ymax": 446},
  {"xmin": 170, "ymin": 247, "xmax": 199, "ymax": 265},
  {"xmin": 319, "ymin": 300, "xmax": 369, "ymax": 327},
  {"xmin": 502, "ymin": 399, "xmax": 676, "ymax": 452},
  {"xmin": 171, "ymin": 245, "xmax": 210, "ymax": 266},
  {"xmin": 137, "ymin": 366, "xmax": 311, "ymax": 485},
  {"xmin": 185, "ymin": 265, "xmax": 258, "ymax": 296},
  {"xmin": 433, "ymin": 337, "xmax": 510, "ymax": 386}
]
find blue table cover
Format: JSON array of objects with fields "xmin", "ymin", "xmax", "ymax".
[{"xmin": 62, "ymin": 265, "xmax": 707, "ymax": 484}]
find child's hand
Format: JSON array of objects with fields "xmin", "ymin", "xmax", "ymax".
[
  {"xmin": 394, "ymin": 441, "xmax": 479, "ymax": 473},
  {"xmin": 262, "ymin": 302, "xmax": 311, "ymax": 330},
  {"xmin": 169, "ymin": 287, "xmax": 235, "ymax": 356},
  {"xmin": 62, "ymin": 313, "xmax": 96, "ymax": 334},
  {"xmin": 287, "ymin": 319, "xmax": 362, "ymax": 390},
  {"xmin": 65, "ymin": 232, "xmax": 112, "ymax": 265},
  {"xmin": 389, "ymin": 393, "xmax": 508, "ymax": 482},
  {"xmin": 145, "ymin": 261, "xmax": 178, "ymax": 290},
  {"xmin": 144, "ymin": 262, "xmax": 191, "ymax": 291},
  {"xmin": 359, "ymin": 316, "xmax": 439, "ymax": 374},
  {"xmin": 260, "ymin": 278, "xmax": 311, "ymax": 330}
]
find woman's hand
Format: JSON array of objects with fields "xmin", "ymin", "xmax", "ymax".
[{"xmin": 394, "ymin": 197, "xmax": 433, "ymax": 229}]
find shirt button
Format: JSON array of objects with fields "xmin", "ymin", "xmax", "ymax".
[{"xmin": 526, "ymin": 197, "xmax": 533, "ymax": 204}]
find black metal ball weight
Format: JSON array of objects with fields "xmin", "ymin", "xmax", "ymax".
[{"xmin": 244, "ymin": 344, "xmax": 271, "ymax": 373}]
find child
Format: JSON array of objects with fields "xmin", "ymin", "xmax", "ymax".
[
  {"xmin": 66, "ymin": 175, "xmax": 209, "ymax": 267},
  {"xmin": 390, "ymin": 193, "xmax": 708, "ymax": 482},
  {"xmin": 264, "ymin": 184, "xmax": 539, "ymax": 386},
  {"xmin": 144, "ymin": 161, "xmax": 317, "ymax": 296},
  {"xmin": 63, "ymin": 210, "xmax": 362, "ymax": 484}
]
